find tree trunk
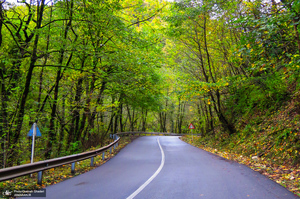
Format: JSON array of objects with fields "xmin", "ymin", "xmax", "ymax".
[
  {"xmin": 57, "ymin": 95, "xmax": 66, "ymax": 155},
  {"xmin": 141, "ymin": 109, "xmax": 147, "ymax": 132},
  {"xmin": 10, "ymin": 0, "xmax": 46, "ymax": 165},
  {"xmin": 119, "ymin": 103, "xmax": 123, "ymax": 132},
  {"xmin": 46, "ymin": 0, "xmax": 74, "ymax": 159}
]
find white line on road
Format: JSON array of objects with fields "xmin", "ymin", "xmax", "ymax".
[{"xmin": 126, "ymin": 138, "xmax": 165, "ymax": 199}]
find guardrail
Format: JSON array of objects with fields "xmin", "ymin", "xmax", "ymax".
[
  {"xmin": 0, "ymin": 136, "xmax": 120, "ymax": 185},
  {"xmin": 116, "ymin": 132, "xmax": 183, "ymax": 136}
]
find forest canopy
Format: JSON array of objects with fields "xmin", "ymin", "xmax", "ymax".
[{"xmin": 0, "ymin": 0, "xmax": 299, "ymax": 168}]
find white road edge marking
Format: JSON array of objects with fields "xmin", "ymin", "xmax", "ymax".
[{"xmin": 126, "ymin": 138, "xmax": 165, "ymax": 199}]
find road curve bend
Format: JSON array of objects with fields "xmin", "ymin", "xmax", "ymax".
[{"xmin": 28, "ymin": 136, "xmax": 299, "ymax": 199}]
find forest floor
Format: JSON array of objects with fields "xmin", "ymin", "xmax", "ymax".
[
  {"xmin": 181, "ymin": 96, "xmax": 300, "ymax": 197},
  {"xmin": 0, "ymin": 135, "xmax": 138, "ymax": 198}
]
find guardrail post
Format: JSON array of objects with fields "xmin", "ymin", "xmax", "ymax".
[
  {"xmin": 37, "ymin": 171, "xmax": 43, "ymax": 185},
  {"xmin": 110, "ymin": 147, "xmax": 112, "ymax": 154},
  {"xmin": 71, "ymin": 162, "xmax": 75, "ymax": 174},
  {"xmin": 90, "ymin": 157, "xmax": 94, "ymax": 167},
  {"xmin": 102, "ymin": 152, "xmax": 105, "ymax": 160}
]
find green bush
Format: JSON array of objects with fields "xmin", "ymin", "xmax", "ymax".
[{"xmin": 226, "ymin": 71, "xmax": 289, "ymax": 118}]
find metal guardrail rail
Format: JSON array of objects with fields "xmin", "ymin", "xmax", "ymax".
[
  {"xmin": 117, "ymin": 132, "xmax": 201, "ymax": 136},
  {"xmin": 0, "ymin": 136, "xmax": 120, "ymax": 184},
  {"xmin": 116, "ymin": 132, "xmax": 183, "ymax": 136}
]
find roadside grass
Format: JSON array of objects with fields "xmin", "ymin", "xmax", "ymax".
[{"xmin": 0, "ymin": 136, "xmax": 138, "ymax": 198}]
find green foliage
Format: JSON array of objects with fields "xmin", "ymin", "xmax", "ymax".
[
  {"xmin": 0, "ymin": 0, "xmax": 167, "ymax": 167},
  {"xmin": 227, "ymin": 72, "xmax": 289, "ymax": 116},
  {"xmin": 70, "ymin": 141, "xmax": 82, "ymax": 154}
]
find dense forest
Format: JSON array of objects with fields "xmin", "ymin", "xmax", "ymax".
[{"xmin": 0, "ymin": 0, "xmax": 299, "ymax": 169}]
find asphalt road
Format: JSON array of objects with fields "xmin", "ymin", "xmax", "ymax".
[{"xmin": 29, "ymin": 136, "xmax": 299, "ymax": 199}]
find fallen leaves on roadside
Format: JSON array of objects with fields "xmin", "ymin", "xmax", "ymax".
[{"xmin": 181, "ymin": 135, "xmax": 300, "ymax": 197}]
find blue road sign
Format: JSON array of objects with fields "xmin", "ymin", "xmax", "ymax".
[{"xmin": 27, "ymin": 124, "xmax": 42, "ymax": 137}]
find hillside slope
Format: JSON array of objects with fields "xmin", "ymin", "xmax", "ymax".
[{"xmin": 182, "ymin": 90, "xmax": 300, "ymax": 196}]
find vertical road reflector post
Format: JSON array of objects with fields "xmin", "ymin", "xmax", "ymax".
[
  {"xmin": 37, "ymin": 171, "xmax": 43, "ymax": 185},
  {"xmin": 71, "ymin": 162, "xmax": 75, "ymax": 174},
  {"xmin": 90, "ymin": 157, "xmax": 94, "ymax": 167}
]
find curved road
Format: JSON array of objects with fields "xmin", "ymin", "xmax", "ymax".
[{"xmin": 34, "ymin": 136, "xmax": 299, "ymax": 199}]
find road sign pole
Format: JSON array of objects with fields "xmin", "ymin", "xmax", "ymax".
[
  {"xmin": 31, "ymin": 123, "xmax": 36, "ymax": 164},
  {"xmin": 30, "ymin": 123, "xmax": 36, "ymax": 178}
]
